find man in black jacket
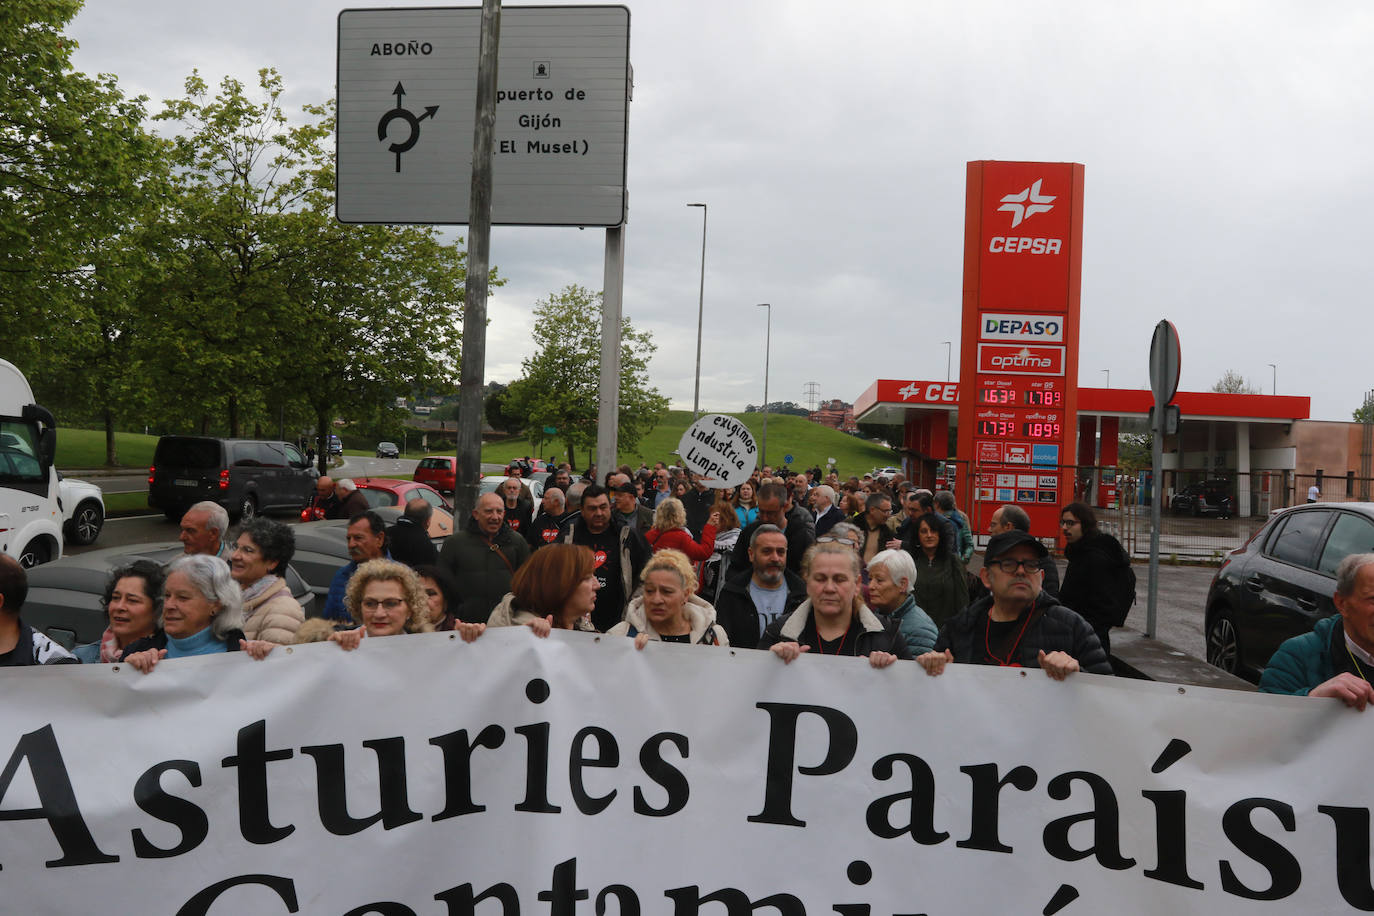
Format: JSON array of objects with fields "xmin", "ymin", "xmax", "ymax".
[
  {"xmin": 714, "ymin": 525, "xmax": 806, "ymax": 649},
  {"xmin": 916, "ymin": 530, "xmax": 1111, "ymax": 679},
  {"xmin": 387, "ymin": 498, "xmax": 439, "ymax": 568},
  {"xmin": 560, "ymin": 484, "xmax": 650, "ymax": 631},
  {"xmin": 728, "ymin": 483, "xmax": 816, "ymax": 577}
]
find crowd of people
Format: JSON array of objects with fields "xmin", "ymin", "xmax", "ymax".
[{"xmin": 2, "ymin": 458, "xmax": 1369, "ymax": 712}]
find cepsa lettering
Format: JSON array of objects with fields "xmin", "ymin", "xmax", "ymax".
[{"xmin": 988, "ymin": 237, "xmax": 1062, "ymax": 255}]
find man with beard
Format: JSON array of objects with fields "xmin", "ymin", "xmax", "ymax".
[
  {"xmin": 713, "ymin": 525, "xmax": 805, "ymax": 649},
  {"xmin": 559, "ymin": 484, "xmax": 650, "ymax": 631}
]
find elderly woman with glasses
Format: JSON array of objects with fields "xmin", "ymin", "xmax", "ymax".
[{"xmin": 329, "ymin": 559, "xmax": 485, "ymax": 650}]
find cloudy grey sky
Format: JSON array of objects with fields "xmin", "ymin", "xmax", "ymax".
[{"xmin": 68, "ymin": 1, "xmax": 1374, "ymax": 420}]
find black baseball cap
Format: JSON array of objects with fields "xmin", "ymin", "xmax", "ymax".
[{"xmin": 984, "ymin": 530, "xmax": 1049, "ymax": 561}]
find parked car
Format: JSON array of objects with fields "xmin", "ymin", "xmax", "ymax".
[
  {"xmin": 351, "ymin": 478, "xmax": 455, "ymax": 539},
  {"xmin": 1171, "ymin": 479, "xmax": 1233, "ymax": 518},
  {"xmin": 57, "ymin": 473, "xmax": 105, "ymax": 546},
  {"xmin": 1204, "ymin": 502, "xmax": 1374, "ymax": 681},
  {"xmin": 375, "ymin": 441, "xmax": 400, "ymax": 459},
  {"xmin": 147, "ymin": 436, "xmax": 318, "ymax": 523},
  {"xmin": 414, "ymin": 456, "xmax": 457, "ymax": 494},
  {"xmin": 872, "ymin": 466, "xmax": 901, "ymax": 480}
]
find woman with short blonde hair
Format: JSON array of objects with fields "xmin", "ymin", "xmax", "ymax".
[{"xmin": 608, "ymin": 549, "xmax": 727, "ymax": 648}]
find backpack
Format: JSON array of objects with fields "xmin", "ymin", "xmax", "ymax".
[{"xmin": 1108, "ymin": 539, "xmax": 1137, "ymax": 627}]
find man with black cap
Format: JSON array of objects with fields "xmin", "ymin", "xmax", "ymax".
[
  {"xmin": 613, "ymin": 480, "xmax": 653, "ymax": 535},
  {"xmin": 916, "ymin": 530, "xmax": 1111, "ymax": 679}
]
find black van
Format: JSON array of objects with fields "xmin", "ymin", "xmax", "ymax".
[{"xmin": 148, "ymin": 436, "xmax": 317, "ymax": 521}]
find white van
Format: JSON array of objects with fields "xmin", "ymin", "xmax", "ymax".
[{"xmin": 0, "ymin": 359, "xmax": 63, "ymax": 566}]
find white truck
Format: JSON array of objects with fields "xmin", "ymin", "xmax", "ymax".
[{"xmin": 0, "ymin": 359, "xmax": 63, "ymax": 566}]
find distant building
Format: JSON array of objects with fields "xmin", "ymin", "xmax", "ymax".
[{"xmin": 810, "ymin": 399, "xmax": 857, "ymax": 433}]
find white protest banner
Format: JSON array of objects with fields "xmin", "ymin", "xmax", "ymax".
[
  {"xmin": 678, "ymin": 414, "xmax": 757, "ymax": 488},
  {"xmin": 1, "ymin": 629, "xmax": 1370, "ymax": 914}
]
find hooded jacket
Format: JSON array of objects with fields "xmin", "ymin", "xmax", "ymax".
[
  {"xmin": 606, "ymin": 591, "xmax": 728, "ymax": 645},
  {"xmin": 760, "ymin": 599, "xmax": 912, "ymax": 659}
]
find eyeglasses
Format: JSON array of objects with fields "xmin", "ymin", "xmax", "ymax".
[
  {"xmin": 361, "ymin": 597, "xmax": 406, "ymax": 611},
  {"xmin": 988, "ymin": 558, "xmax": 1041, "ymax": 574}
]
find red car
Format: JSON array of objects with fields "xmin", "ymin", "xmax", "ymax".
[
  {"xmin": 413, "ymin": 456, "xmax": 457, "ymax": 494},
  {"xmin": 352, "ymin": 478, "xmax": 455, "ymax": 539}
]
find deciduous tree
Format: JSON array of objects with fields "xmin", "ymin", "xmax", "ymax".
[{"xmin": 503, "ymin": 285, "xmax": 668, "ymax": 469}]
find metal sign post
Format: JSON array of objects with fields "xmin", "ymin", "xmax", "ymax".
[{"xmin": 1147, "ymin": 319, "xmax": 1181, "ymax": 639}]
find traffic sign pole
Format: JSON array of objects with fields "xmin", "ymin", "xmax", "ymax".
[{"xmin": 1146, "ymin": 319, "xmax": 1181, "ymax": 639}]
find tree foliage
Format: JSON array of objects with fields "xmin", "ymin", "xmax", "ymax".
[
  {"xmin": 503, "ymin": 285, "xmax": 668, "ymax": 468},
  {"xmin": 745, "ymin": 401, "xmax": 810, "ymax": 416},
  {"xmin": 1354, "ymin": 395, "xmax": 1374, "ymax": 425},
  {"xmin": 1211, "ymin": 370, "xmax": 1260, "ymax": 394},
  {"xmin": 3, "ymin": 36, "xmax": 477, "ymax": 466},
  {"xmin": 0, "ymin": 0, "xmax": 170, "ymax": 462}
]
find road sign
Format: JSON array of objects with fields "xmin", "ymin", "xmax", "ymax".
[
  {"xmin": 1149, "ymin": 319, "xmax": 1181, "ymax": 405},
  {"xmin": 784, "ymin": 454, "xmax": 793, "ymax": 464},
  {"xmin": 542, "ymin": 427, "xmax": 557, "ymax": 435},
  {"xmin": 337, "ymin": 5, "xmax": 629, "ymax": 226}
]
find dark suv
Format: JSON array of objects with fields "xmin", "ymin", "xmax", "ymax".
[
  {"xmin": 148, "ymin": 436, "xmax": 317, "ymax": 522},
  {"xmin": 1205, "ymin": 503, "xmax": 1374, "ymax": 680},
  {"xmin": 1171, "ymin": 478, "xmax": 1233, "ymax": 518}
]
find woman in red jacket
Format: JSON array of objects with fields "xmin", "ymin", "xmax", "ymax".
[{"xmin": 645, "ymin": 497, "xmax": 718, "ymax": 566}]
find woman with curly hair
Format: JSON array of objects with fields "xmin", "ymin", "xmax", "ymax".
[
  {"xmin": 608, "ymin": 549, "xmax": 728, "ymax": 648},
  {"xmin": 487, "ymin": 543, "xmax": 600, "ymax": 634},
  {"xmin": 330, "ymin": 559, "xmax": 484, "ymax": 649}
]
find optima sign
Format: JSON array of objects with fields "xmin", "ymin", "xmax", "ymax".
[{"xmin": 977, "ymin": 344, "xmax": 1065, "ymax": 376}]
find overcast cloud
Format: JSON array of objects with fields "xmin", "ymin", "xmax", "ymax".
[{"xmin": 68, "ymin": 0, "xmax": 1374, "ymax": 420}]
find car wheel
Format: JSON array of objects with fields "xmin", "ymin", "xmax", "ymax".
[
  {"xmin": 18, "ymin": 539, "xmax": 51, "ymax": 569},
  {"xmin": 67, "ymin": 500, "xmax": 105, "ymax": 546},
  {"xmin": 237, "ymin": 495, "xmax": 257, "ymax": 522},
  {"xmin": 1206, "ymin": 608, "xmax": 1242, "ymax": 675}
]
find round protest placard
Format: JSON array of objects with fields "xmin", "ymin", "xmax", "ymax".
[{"xmin": 677, "ymin": 414, "xmax": 758, "ymax": 488}]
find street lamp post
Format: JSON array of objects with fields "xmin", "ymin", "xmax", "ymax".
[
  {"xmin": 1268, "ymin": 363, "xmax": 1277, "ymax": 395},
  {"xmin": 688, "ymin": 203, "xmax": 707, "ymax": 420},
  {"xmin": 941, "ymin": 341, "xmax": 951, "ymax": 382},
  {"xmin": 757, "ymin": 303, "xmax": 771, "ymax": 467}
]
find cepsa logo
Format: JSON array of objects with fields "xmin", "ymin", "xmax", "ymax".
[
  {"xmin": 981, "ymin": 312, "xmax": 1064, "ymax": 343},
  {"xmin": 977, "ymin": 344, "xmax": 1065, "ymax": 376},
  {"xmin": 988, "ymin": 178, "xmax": 1062, "ymax": 256}
]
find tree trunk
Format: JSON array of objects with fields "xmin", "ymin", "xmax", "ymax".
[
  {"xmin": 315, "ymin": 405, "xmax": 330, "ymax": 475},
  {"xmin": 103, "ymin": 408, "xmax": 118, "ymax": 466},
  {"xmin": 228, "ymin": 395, "xmax": 240, "ymax": 439},
  {"xmin": 565, "ymin": 439, "xmax": 576, "ymax": 472}
]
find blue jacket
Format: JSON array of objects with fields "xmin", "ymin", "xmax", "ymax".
[
  {"xmin": 888, "ymin": 594, "xmax": 939, "ymax": 657},
  {"xmin": 1259, "ymin": 615, "xmax": 1358, "ymax": 696},
  {"xmin": 322, "ymin": 551, "xmax": 393, "ymax": 622}
]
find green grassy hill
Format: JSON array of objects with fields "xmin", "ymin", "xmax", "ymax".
[
  {"xmin": 56, "ymin": 411, "xmax": 897, "ymax": 478},
  {"xmin": 483, "ymin": 410, "xmax": 897, "ymax": 475}
]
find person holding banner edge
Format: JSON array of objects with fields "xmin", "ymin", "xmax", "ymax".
[
  {"xmin": 607, "ymin": 549, "xmax": 728, "ymax": 648},
  {"xmin": 916, "ymin": 530, "xmax": 1111, "ymax": 679},
  {"xmin": 761, "ymin": 541, "xmax": 910, "ymax": 667}
]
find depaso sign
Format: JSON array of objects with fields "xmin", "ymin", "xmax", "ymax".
[{"xmin": 980, "ymin": 313, "xmax": 1064, "ymax": 343}]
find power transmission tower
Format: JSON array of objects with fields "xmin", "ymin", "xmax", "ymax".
[{"xmin": 803, "ymin": 381, "xmax": 820, "ymax": 412}]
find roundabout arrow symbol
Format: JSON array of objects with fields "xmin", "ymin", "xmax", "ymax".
[{"xmin": 377, "ymin": 82, "xmax": 439, "ymax": 173}]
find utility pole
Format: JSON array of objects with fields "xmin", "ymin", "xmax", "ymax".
[{"xmin": 453, "ymin": 0, "xmax": 501, "ymax": 521}]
